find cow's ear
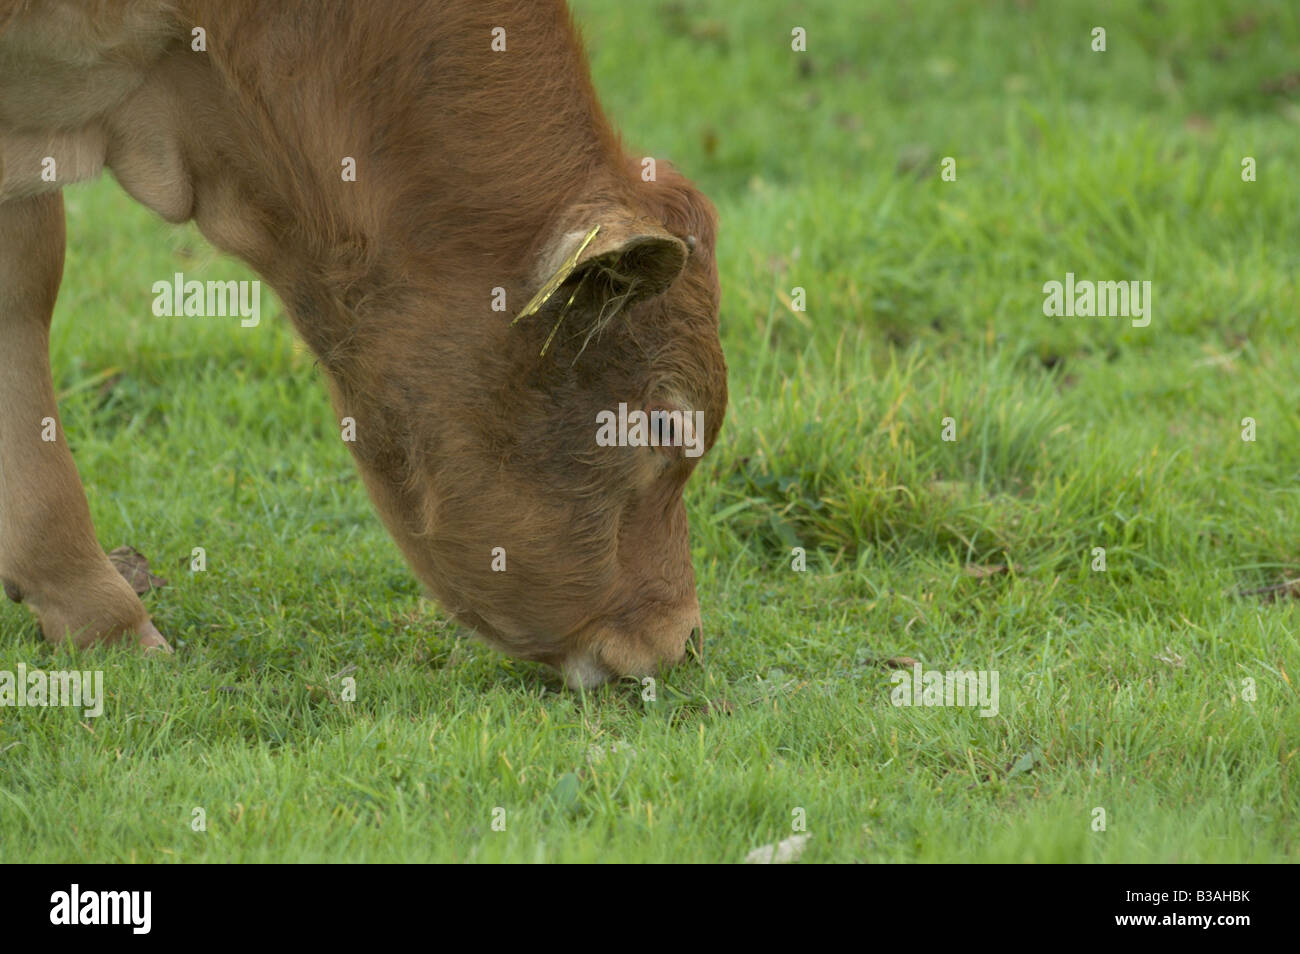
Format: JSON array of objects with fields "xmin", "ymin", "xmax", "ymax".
[
  {"xmin": 515, "ymin": 215, "xmax": 688, "ymax": 350},
  {"xmin": 569, "ymin": 214, "xmax": 688, "ymax": 298}
]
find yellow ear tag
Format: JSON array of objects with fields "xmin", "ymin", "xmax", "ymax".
[
  {"xmin": 511, "ymin": 224, "xmax": 601, "ymax": 326},
  {"xmin": 537, "ymin": 275, "xmax": 588, "ymax": 357}
]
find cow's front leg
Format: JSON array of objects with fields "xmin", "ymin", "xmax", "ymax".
[{"xmin": 0, "ymin": 193, "xmax": 168, "ymax": 650}]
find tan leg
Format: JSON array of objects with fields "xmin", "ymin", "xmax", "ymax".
[{"xmin": 0, "ymin": 192, "xmax": 168, "ymax": 650}]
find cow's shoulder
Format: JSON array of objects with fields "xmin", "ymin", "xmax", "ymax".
[
  {"xmin": 0, "ymin": 0, "xmax": 176, "ymax": 124},
  {"xmin": 0, "ymin": 1, "xmax": 190, "ymax": 216}
]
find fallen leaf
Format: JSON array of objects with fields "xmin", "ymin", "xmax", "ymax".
[
  {"xmin": 1154, "ymin": 646, "xmax": 1186, "ymax": 669},
  {"xmin": 586, "ymin": 742, "xmax": 637, "ymax": 765},
  {"xmin": 964, "ymin": 563, "xmax": 1023, "ymax": 578},
  {"xmin": 860, "ymin": 655, "xmax": 919, "ymax": 670},
  {"xmin": 1007, "ymin": 749, "xmax": 1040, "ymax": 778},
  {"xmin": 108, "ymin": 546, "xmax": 168, "ymax": 595},
  {"xmin": 1236, "ymin": 578, "xmax": 1300, "ymax": 602},
  {"xmin": 745, "ymin": 833, "xmax": 810, "ymax": 864}
]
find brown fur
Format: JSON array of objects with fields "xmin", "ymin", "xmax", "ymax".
[{"xmin": 0, "ymin": 1, "xmax": 727, "ymax": 686}]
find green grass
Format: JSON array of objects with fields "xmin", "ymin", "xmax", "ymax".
[{"xmin": 2, "ymin": 0, "xmax": 1297, "ymax": 862}]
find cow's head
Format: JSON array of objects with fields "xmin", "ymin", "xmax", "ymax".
[{"xmin": 354, "ymin": 170, "xmax": 726, "ymax": 688}]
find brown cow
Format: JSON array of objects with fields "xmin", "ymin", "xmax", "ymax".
[{"xmin": 0, "ymin": 1, "xmax": 727, "ymax": 687}]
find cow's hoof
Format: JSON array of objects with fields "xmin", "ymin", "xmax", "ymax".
[{"xmin": 137, "ymin": 619, "xmax": 173, "ymax": 653}]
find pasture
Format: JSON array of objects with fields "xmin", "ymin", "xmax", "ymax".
[{"xmin": 0, "ymin": 0, "xmax": 1296, "ymax": 862}]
